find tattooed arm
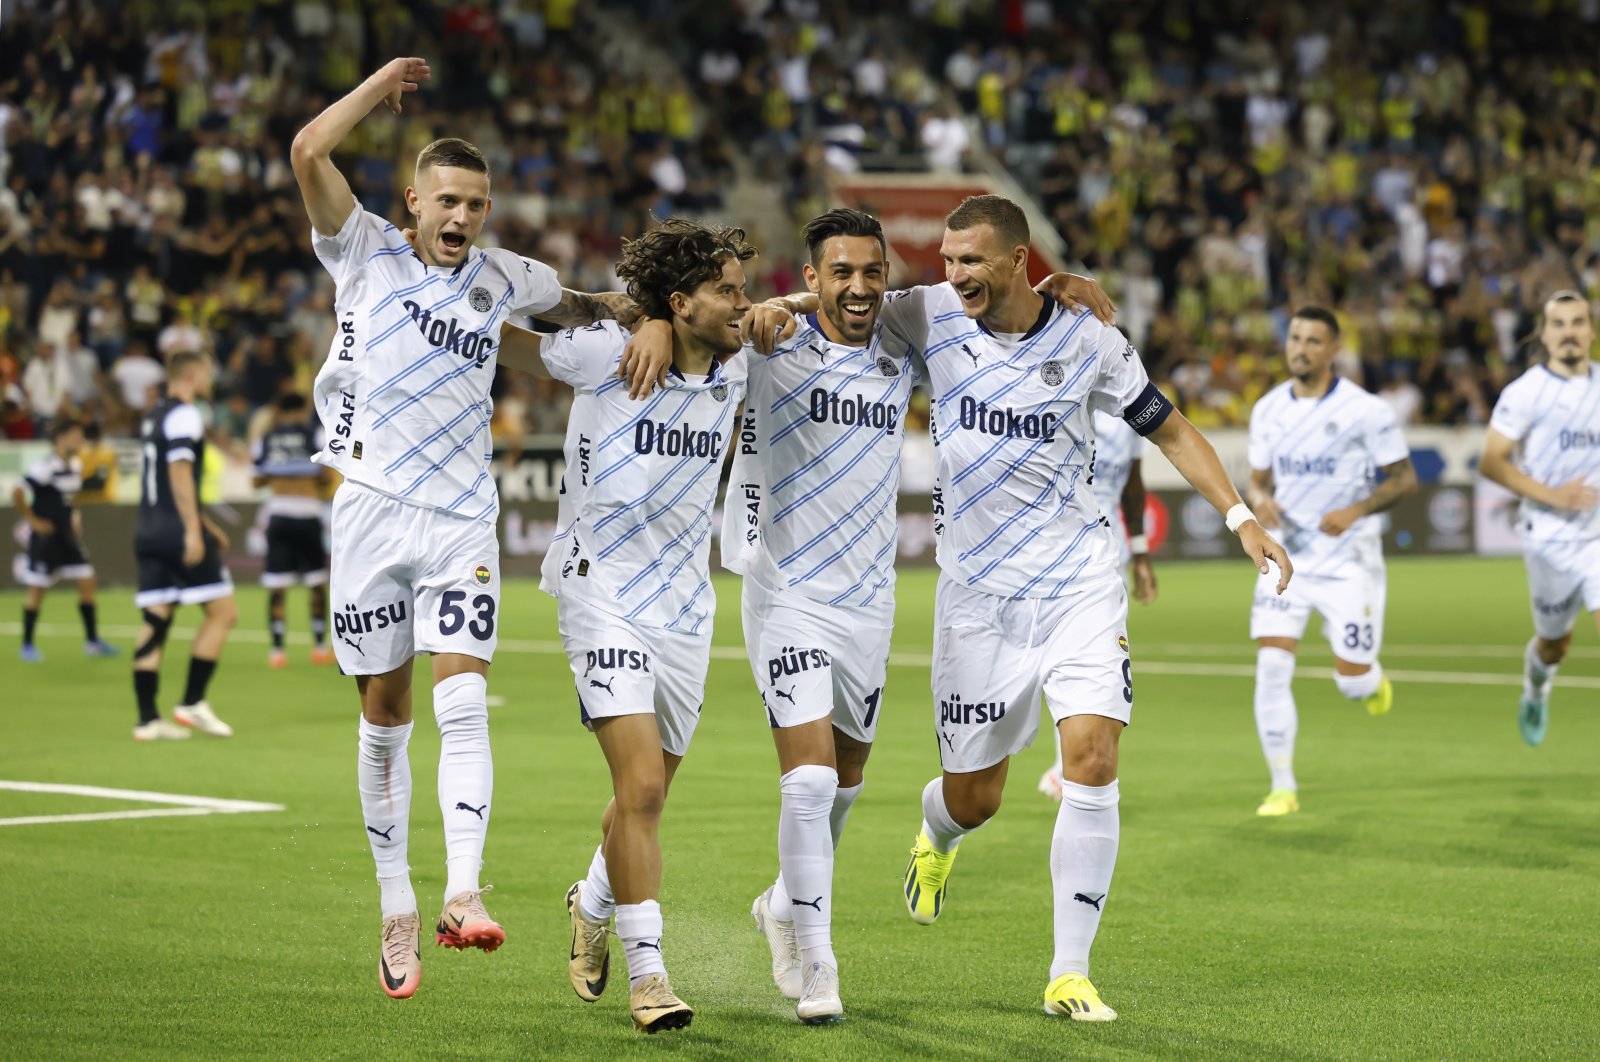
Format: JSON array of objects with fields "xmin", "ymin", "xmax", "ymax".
[{"xmin": 534, "ymin": 289, "xmax": 649, "ymax": 332}]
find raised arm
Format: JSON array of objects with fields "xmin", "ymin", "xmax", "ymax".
[
  {"xmin": 290, "ymin": 58, "xmax": 430, "ymax": 236},
  {"xmin": 1149, "ymin": 409, "xmax": 1293, "ymax": 593},
  {"xmin": 1481, "ymin": 428, "xmax": 1600, "ymax": 511}
]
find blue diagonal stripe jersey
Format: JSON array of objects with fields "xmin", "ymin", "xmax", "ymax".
[
  {"xmin": 538, "ymin": 323, "xmax": 746, "ymax": 634},
  {"xmin": 308, "ymin": 205, "xmax": 562, "ymax": 522},
  {"xmin": 720, "ymin": 316, "xmax": 918, "ymax": 615},
  {"xmin": 880, "ymin": 283, "xmax": 1162, "ymax": 599}
]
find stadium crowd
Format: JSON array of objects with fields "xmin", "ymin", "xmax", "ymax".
[{"xmin": 3, "ymin": 0, "xmax": 1600, "ymax": 449}]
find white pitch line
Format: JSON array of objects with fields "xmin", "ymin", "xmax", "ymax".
[
  {"xmin": 7, "ymin": 620, "xmax": 1599, "ymax": 659},
  {"xmin": 0, "ymin": 780, "xmax": 285, "ymax": 829},
  {"xmin": 5, "ymin": 624, "xmax": 1596, "ymax": 691},
  {"xmin": 0, "ymin": 807, "xmax": 219, "ymax": 827}
]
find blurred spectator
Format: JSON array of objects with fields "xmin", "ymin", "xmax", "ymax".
[{"xmin": 110, "ymin": 340, "xmax": 165, "ymax": 416}]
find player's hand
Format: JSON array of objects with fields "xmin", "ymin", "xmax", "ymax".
[
  {"xmin": 619, "ymin": 319, "xmax": 673, "ymax": 399},
  {"xmin": 1131, "ymin": 554, "xmax": 1158, "ymax": 604},
  {"xmin": 182, "ymin": 526, "xmax": 205, "ymax": 567},
  {"xmin": 28, "ymin": 516, "xmax": 55, "ymax": 536},
  {"xmin": 1548, "ymin": 478, "xmax": 1600, "ymax": 511},
  {"xmin": 739, "ymin": 302, "xmax": 797, "ymax": 355},
  {"xmin": 1318, "ymin": 505, "xmax": 1360, "ymax": 537},
  {"xmin": 1035, "ymin": 272, "xmax": 1117, "ymax": 325},
  {"xmin": 1240, "ymin": 521, "xmax": 1293, "ymax": 594},
  {"xmin": 206, "ymin": 522, "xmax": 230, "ymax": 551},
  {"xmin": 375, "ymin": 57, "xmax": 429, "ymax": 115}
]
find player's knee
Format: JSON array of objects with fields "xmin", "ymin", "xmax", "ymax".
[
  {"xmin": 135, "ymin": 608, "xmax": 173, "ymax": 660},
  {"xmin": 209, "ymin": 597, "xmax": 239, "ymax": 629},
  {"xmin": 780, "ymin": 763, "xmax": 838, "ymax": 808},
  {"xmin": 1537, "ymin": 634, "xmax": 1571, "ymax": 664},
  {"xmin": 1062, "ymin": 746, "xmax": 1118, "ymax": 788},
  {"xmin": 946, "ymin": 781, "xmax": 1002, "ymax": 828},
  {"xmin": 617, "ymin": 775, "xmax": 667, "ymax": 819},
  {"xmin": 1255, "ymin": 646, "xmax": 1297, "ymax": 695}
]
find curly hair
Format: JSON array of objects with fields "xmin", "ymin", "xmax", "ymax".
[{"xmin": 615, "ymin": 219, "xmax": 757, "ymax": 320}]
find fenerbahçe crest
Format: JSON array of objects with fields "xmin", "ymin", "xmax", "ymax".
[
  {"xmin": 473, "ymin": 564, "xmax": 492, "ymax": 586},
  {"xmin": 711, "ymin": 384, "xmax": 729, "ymax": 402},
  {"xmin": 877, "ymin": 355, "xmax": 900, "ymax": 377},
  {"xmin": 1040, "ymin": 360, "xmax": 1065, "ymax": 386},
  {"xmin": 468, "ymin": 286, "xmax": 493, "ymax": 313}
]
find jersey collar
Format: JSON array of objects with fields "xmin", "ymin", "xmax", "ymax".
[
  {"xmin": 976, "ymin": 293, "xmax": 1055, "ymax": 340},
  {"xmin": 412, "ymin": 247, "xmax": 474, "ymax": 277}
]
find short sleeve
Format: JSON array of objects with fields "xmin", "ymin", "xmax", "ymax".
[
  {"xmin": 1090, "ymin": 324, "xmax": 1163, "ymax": 426},
  {"xmin": 1246, "ymin": 396, "xmax": 1273, "ymax": 471},
  {"xmin": 23, "ymin": 458, "xmax": 51, "ymax": 491},
  {"xmin": 164, "ymin": 404, "xmax": 205, "ymax": 462},
  {"xmin": 539, "ymin": 322, "xmax": 626, "ymax": 392},
  {"xmin": 1488, "ymin": 379, "xmax": 1533, "ymax": 442},
  {"xmin": 878, "ymin": 285, "xmax": 932, "ymax": 351},
  {"xmin": 488, "ymin": 248, "xmax": 562, "ymax": 316},
  {"xmin": 1365, "ymin": 399, "xmax": 1410, "ymax": 466},
  {"xmin": 311, "ymin": 205, "xmax": 398, "ymax": 286}
]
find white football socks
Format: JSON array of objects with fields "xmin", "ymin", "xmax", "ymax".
[
  {"xmin": 616, "ymin": 900, "xmax": 667, "ymax": 986},
  {"xmin": 769, "ymin": 778, "xmax": 865, "ymax": 916},
  {"xmin": 578, "ymin": 843, "xmax": 615, "ymax": 923},
  {"xmin": 434, "ymin": 672, "xmax": 492, "ymax": 902},
  {"xmin": 920, "ymin": 776, "xmax": 971, "ymax": 853},
  {"xmin": 1334, "ymin": 663, "xmax": 1384, "ymax": 701},
  {"xmin": 1524, "ymin": 637, "xmax": 1559, "ymax": 701},
  {"xmin": 830, "ymin": 780, "xmax": 863, "ymax": 846},
  {"xmin": 1049, "ymin": 778, "xmax": 1119, "ymax": 981},
  {"xmin": 357, "ymin": 718, "xmax": 416, "ymax": 918},
  {"xmin": 777, "ymin": 764, "xmax": 838, "ymax": 970},
  {"xmin": 1254, "ymin": 647, "xmax": 1298, "ymax": 792}
]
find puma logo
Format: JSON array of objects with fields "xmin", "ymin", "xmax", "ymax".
[
  {"xmin": 1073, "ymin": 892, "xmax": 1105, "ymax": 911},
  {"xmin": 634, "ymin": 940, "xmax": 661, "ymax": 952},
  {"xmin": 940, "ymin": 731, "xmax": 955, "ymax": 751},
  {"xmin": 808, "ymin": 342, "xmax": 827, "ymax": 364},
  {"xmin": 454, "ymin": 801, "xmax": 488, "ymax": 820},
  {"xmin": 589, "ymin": 677, "xmax": 616, "ymax": 696},
  {"xmin": 774, "ymin": 686, "xmax": 795, "ymax": 703},
  {"xmin": 366, "ymin": 824, "xmax": 396, "ymax": 841},
  {"xmin": 342, "ymin": 635, "xmax": 363, "ymax": 655},
  {"xmin": 961, "ymin": 343, "xmax": 980, "ymax": 368},
  {"xmin": 791, "ymin": 895, "xmax": 823, "ymax": 912}
]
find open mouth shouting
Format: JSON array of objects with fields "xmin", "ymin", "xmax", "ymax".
[{"xmin": 438, "ymin": 231, "xmax": 468, "ymax": 257}]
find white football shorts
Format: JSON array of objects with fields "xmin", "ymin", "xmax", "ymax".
[
  {"xmin": 1525, "ymin": 537, "xmax": 1600, "ymax": 639},
  {"xmin": 557, "ymin": 590, "xmax": 711, "ymax": 758},
  {"xmin": 930, "ymin": 572, "xmax": 1132, "ymax": 775},
  {"xmin": 328, "ymin": 481, "xmax": 501, "ymax": 675},
  {"xmin": 1249, "ymin": 546, "xmax": 1386, "ymax": 664},
  {"xmin": 741, "ymin": 573, "xmax": 893, "ymax": 744}
]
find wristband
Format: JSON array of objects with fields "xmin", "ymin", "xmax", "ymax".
[
  {"xmin": 1127, "ymin": 534, "xmax": 1150, "ymax": 555},
  {"xmin": 1224, "ymin": 503, "xmax": 1255, "ymax": 534}
]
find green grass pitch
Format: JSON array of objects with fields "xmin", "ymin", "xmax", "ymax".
[{"xmin": 2, "ymin": 556, "xmax": 1596, "ymax": 1060}]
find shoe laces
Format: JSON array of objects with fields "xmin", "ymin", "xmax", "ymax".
[
  {"xmin": 446, "ymin": 884, "xmax": 495, "ymax": 925},
  {"xmin": 801, "ymin": 961, "xmax": 838, "ymax": 998},
  {"xmin": 576, "ymin": 910, "xmax": 609, "ymax": 954},
  {"xmin": 382, "ymin": 913, "xmax": 419, "ymax": 967},
  {"xmin": 634, "ymin": 973, "xmax": 680, "ymax": 1007}
]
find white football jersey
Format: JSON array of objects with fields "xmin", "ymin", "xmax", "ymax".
[
  {"xmin": 1247, "ymin": 377, "xmax": 1409, "ymax": 574},
  {"xmin": 1090, "ymin": 409, "xmax": 1144, "ymax": 526},
  {"xmin": 880, "ymin": 283, "xmax": 1166, "ymax": 599},
  {"xmin": 539, "ymin": 322, "xmax": 746, "ymax": 634},
  {"xmin": 1488, "ymin": 362, "xmax": 1600, "ymax": 546},
  {"xmin": 721, "ymin": 315, "xmax": 918, "ymax": 615},
  {"xmin": 309, "ymin": 205, "xmax": 562, "ymax": 523}
]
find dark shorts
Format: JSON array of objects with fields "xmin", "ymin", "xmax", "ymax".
[
  {"xmin": 263, "ymin": 515, "xmax": 328, "ymax": 588},
  {"xmin": 135, "ymin": 535, "xmax": 233, "ymax": 608},
  {"xmin": 19, "ymin": 533, "xmax": 93, "ymax": 587}
]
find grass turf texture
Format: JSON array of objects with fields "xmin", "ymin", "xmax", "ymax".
[{"xmin": 2, "ymin": 556, "xmax": 1596, "ymax": 1061}]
